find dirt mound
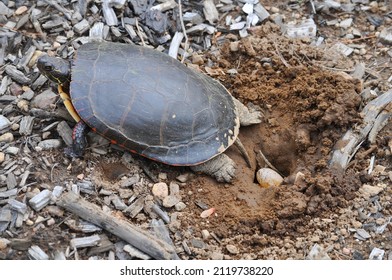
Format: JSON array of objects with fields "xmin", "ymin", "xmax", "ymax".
[{"xmin": 181, "ymin": 31, "xmax": 364, "ymax": 240}]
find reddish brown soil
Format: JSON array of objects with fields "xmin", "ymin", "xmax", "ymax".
[{"xmin": 180, "ymin": 31, "xmax": 365, "ymax": 243}]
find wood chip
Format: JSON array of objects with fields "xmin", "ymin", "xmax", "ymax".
[
  {"xmin": 330, "ymin": 90, "xmax": 392, "ymax": 169},
  {"xmin": 70, "ymin": 235, "xmax": 101, "ymax": 249},
  {"xmin": 123, "ymin": 244, "xmax": 151, "ymax": 259},
  {"xmin": 56, "ymin": 191, "xmax": 176, "ymax": 259},
  {"xmin": 124, "ymin": 196, "xmax": 145, "ymax": 218},
  {"xmin": 4, "ymin": 65, "xmax": 30, "ymax": 84},
  {"xmin": 28, "ymin": 245, "xmax": 49, "ymax": 260},
  {"xmin": 203, "ymin": 0, "xmax": 219, "ymax": 24},
  {"xmin": 19, "ymin": 116, "xmax": 35, "ymax": 136},
  {"xmin": 8, "ymin": 199, "xmax": 27, "ymax": 214},
  {"xmin": 87, "ymin": 234, "xmax": 114, "ymax": 256},
  {"xmin": 0, "ymin": 188, "xmax": 18, "ymax": 198},
  {"xmin": 56, "ymin": 121, "xmax": 73, "ymax": 147},
  {"xmin": 29, "ymin": 189, "xmax": 52, "ymax": 211}
]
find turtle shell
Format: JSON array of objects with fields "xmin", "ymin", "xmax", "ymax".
[{"xmin": 70, "ymin": 42, "xmax": 239, "ymax": 165}]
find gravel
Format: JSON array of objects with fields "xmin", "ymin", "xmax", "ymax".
[{"xmin": 0, "ymin": 0, "xmax": 390, "ymax": 261}]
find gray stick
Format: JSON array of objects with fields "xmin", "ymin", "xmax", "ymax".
[{"xmin": 56, "ymin": 191, "xmax": 177, "ymax": 260}]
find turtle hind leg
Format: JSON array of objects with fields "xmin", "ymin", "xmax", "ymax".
[
  {"xmin": 190, "ymin": 154, "xmax": 236, "ymax": 183},
  {"xmin": 64, "ymin": 121, "xmax": 89, "ymax": 158},
  {"xmin": 232, "ymin": 98, "xmax": 263, "ymax": 126}
]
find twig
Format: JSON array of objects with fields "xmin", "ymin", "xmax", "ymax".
[
  {"xmin": 135, "ymin": 18, "xmax": 145, "ymax": 46},
  {"xmin": 178, "ymin": 0, "xmax": 189, "ymax": 63},
  {"xmin": 342, "ymin": 35, "xmax": 377, "ymax": 44},
  {"xmin": 311, "ymin": 62, "xmax": 355, "ymax": 72},
  {"xmin": 56, "ymin": 191, "xmax": 177, "ymax": 260},
  {"xmin": 50, "ymin": 163, "xmax": 59, "ymax": 182},
  {"xmin": 258, "ymin": 150, "xmax": 283, "ymax": 176},
  {"xmin": 273, "ymin": 40, "xmax": 291, "ymax": 68},
  {"xmin": 43, "ymin": 0, "xmax": 72, "ymax": 21},
  {"xmin": 234, "ymin": 138, "xmax": 252, "ymax": 168},
  {"xmin": 368, "ymin": 155, "xmax": 375, "ymax": 174}
]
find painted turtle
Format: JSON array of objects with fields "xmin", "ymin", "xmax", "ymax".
[{"xmin": 37, "ymin": 41, "xmax": 261, "ymax": 182}]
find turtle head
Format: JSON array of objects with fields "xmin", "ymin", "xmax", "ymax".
[{"xmin": 37, "ymin": 55, "xmax": 71, "ymax": 86}]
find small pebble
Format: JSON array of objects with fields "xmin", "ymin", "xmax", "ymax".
[
  {"xmin": 0, "ymin": 152, "xmax": 5, "ymax": 163},
  {"xmin": 375, "ymin": 218, "xmax": 385, "ymax": 225},
  {"xmin": 169, "ymin": 182, "xmax": 180, "ymax": 195},
  {"xmin": 210, "ymin": 251, "xmax": 224, "ymax": 260},
  {"xmin": 47, "ymin": 218, "xmax": 56, "ymax": 226},
  {"xmin": 201, "ymin": 229, "xmax": 210, "ymax": 240},
  {"xmin": 11, "ymin": 123, "xmax": 19, "ymax": 131},
  {"xmin": 310, "ymin": 236, "xmax": 320, "ymax": 242},
  {"xmin": 0, "ymin": 238, "xmax": 10, "ymax": 250},
  {"xmin": 352, "ymin": 220, "xmax": 362, "ymax": 228},
  {"xmin": 35, "ymin": 216, "xmax": 46, "ymax": 224},
  {"xmin": 230, "ymin": 41, "xmax": 240, "ymax": 52},
  {"xmin": 175, "ymin": 202, "xmax": 186, "ymax": 211},
  {"xmin": 191, "ymin": 54, "xmax": 204, "ymax": 65},
  {"xmin": 0, "ymin": 132, "xmax": 14, "ymax": 143},
  {"xmin": 200, "ymin": 208, "xmax": 215, "ymax": 218},
  {"xmin": 152, "ymin": 182, "xmax": 169, "ymax": 200},
  {"xmin": 37, "ymin": 139, "xmax": 62, "ymax": 150},
  {"xmin": 379, "ymin": 27, "xmax": 392, "ymax": 45},
  {"xmin": 226, "ymin": 244, "xmax": 239, "ymax": 254},
  {"xmin": 342, "ymin": 247, "xmax": 351, "ymax": 255},
  {"xmin": 158, "ymin": 173, "xmax": 167, "ymax": 180},
  {"xmin": 162, "ymin": 195, "xmax": 180, "ymax": 208},
  {"xmin": 15, "ymin": 6, "xmax": 28, "ymax": 15},
  {"xmin": 10, "ymin": 83, "xmax": 23, "ymax": 96},
  {"xmin": 176, "ymin": 174, "xmax": 189, "ymax": 183}
]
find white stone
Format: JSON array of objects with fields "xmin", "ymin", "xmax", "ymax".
[
  {"xmin": 174, "ymin": 202, "xmax": 186, "ymax": 211},
  {"xmin": 226, "ymin": 244, "xmax": 239, "ymax": 254},
  {"xmin": 162, "ymin": 195, "xmax": 180, "ymax": 208},
  {"xmin": 152, "ymin": 182, "xmax": 168, "ymax": 200}
]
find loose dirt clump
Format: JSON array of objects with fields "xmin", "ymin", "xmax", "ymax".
[{"xmin": 181, "ymin": 31, "xmax": 364, "ymax": 241}]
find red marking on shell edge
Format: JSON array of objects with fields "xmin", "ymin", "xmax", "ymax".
[
  {"xmin": 110, "ymin": 139, "xmax": 117, "ymax": 145},
  {"xmin": 91, "ymin": 127, "xmax": 97, "ymax": 132}
]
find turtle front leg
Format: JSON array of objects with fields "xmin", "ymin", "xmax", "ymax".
[
  {"xmin": 190, "ymin": 154, "xmax": 236, "ymax": 183},
  {"xmin": 64, "ymin": 121, "xmax": 89, "ymax": 158},
  {"xmin": 232, "ymin": 98, "xmax": 263, "ymax": 126}
]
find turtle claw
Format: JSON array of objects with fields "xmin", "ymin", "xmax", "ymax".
[
  {"xmin": 233, "ymin": 98, "xmax": 263, "ymax": 126},
  {"xmin": 191, "ymin": 154, "xmax": 236, "ymax": 183},
  {"xmin": 64, "ymin": 146, "xmax": 84, "ymax": 158}
]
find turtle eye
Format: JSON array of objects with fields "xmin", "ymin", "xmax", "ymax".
[{"xmin": 44, "ymin": 65, "xmax": 53, "ymax": 71}]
